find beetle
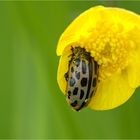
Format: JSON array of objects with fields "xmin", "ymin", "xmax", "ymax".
[{"xmin": 64, "ymin": 47, "xmax": 99, "ymax": 111}]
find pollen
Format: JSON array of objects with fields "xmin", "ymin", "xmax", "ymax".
[{"xmin": 74, "ymin": 24, "xmax": 134, "ymax": 80}]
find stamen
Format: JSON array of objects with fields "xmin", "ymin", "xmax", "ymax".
[{"xmin": 71, "ymin": 25, "xmax": 134, "ymax": 80}]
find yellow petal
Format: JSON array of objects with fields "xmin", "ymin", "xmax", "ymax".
[
  {"xmin": 127, "ymin": 50, "xmax": 140, "ymax": 88},
  {"xmin": 88, "ymin": 71, "xmax": 135, "ymax": 110},
  {"xmin": 56, "ymin": 6, "xmax": 140, "ymax": 56},
  {"xmin": 57, "ymin": 47, "xmax": 71, "ymax": 94},
  {"xmin": 125, "ymin": 28, "xmax": 140, "ymax": 88},
  {"xmin": 56, "ymin": 6, "xmax": 105, "ymax": 56}
]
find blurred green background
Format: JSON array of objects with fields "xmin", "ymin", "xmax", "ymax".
[{"xmin": 1, "ymin": 0, "xmax": 140, "ymax": 139}]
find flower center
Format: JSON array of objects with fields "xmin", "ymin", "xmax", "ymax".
[{"xmin": 71, "ymin": 25, "xmax": 135, "ymax": 80}]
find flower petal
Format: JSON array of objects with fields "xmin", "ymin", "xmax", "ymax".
[
  {"xmin": 56, "ymin": 6, "xmax": 140, "ymax": 56},
  {"xmin": 88, "ymin": 71, "xmax": 135, "ymax": 110},
  {"xmin": 57, "ymin": 47, "xmax": 71, "ymax": 94},
  {"xmin": 56, "ymin": 5, "xmax": 140, "ymax": 111},
  {"xmin": 124, "ymin": 27, "xmax": 140, "ymax": 88},
  {"xmin": 56, "ymin": 6, "xmax": 105, "ymax": 56},
  {"xmin": 127, "ymin": 50, "xmax": 140, "ymax": 88}
]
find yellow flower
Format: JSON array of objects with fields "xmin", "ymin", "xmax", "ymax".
[{"xmin": 56, "ymin": 6, "xmax": 140, "ymax": 110}]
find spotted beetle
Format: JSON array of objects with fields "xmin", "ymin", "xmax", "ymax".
[{"xmin": 64, "ymin": 47, "xmax": 99, "ymax": 111}]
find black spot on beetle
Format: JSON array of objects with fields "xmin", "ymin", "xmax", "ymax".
[
  {"xmin": 71, "ymin": 100, "xmax": 77, "ymax": 107},
  {"xmin": 80, "ymin": 90, "xmax": 84, "ymax": 99},
  {"xmin": 69, "ymin": 77, "xmax": 76, "ymax": 87},
  {"xmin": 75, "ymin": 71, "xmax": 80, "ymax": 80},
  {"xmin": 81, "ymin": 78, "xmax": 87, "ymax": 87},
  {"xmin": 68, "ymin": 90, "xmax": 71, "ymax": 99},
  {"xmin": 82, "ymin": 60, "xmax": 86, "ymax": 74},
  {"xmin": 73, "ymin": 87, "xmax": 78, "ymax": 95},
  {"xmin": 64, "ymin": 72, "xmax": 68, "ymax": 81},
  {"xmin": 71, "ymin": 67, "xmax": 74, "ymax": 73},
  {"xmin": 92, "ymin": 77, "xmax": 96, "ymax": 87},
  {"xmin": 94, "ymin": 62, "xmax": 98, "ymax": 74},
  {"xmin": 75, "ymin": 58, "xmax": 80, "ymax": 67}
]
